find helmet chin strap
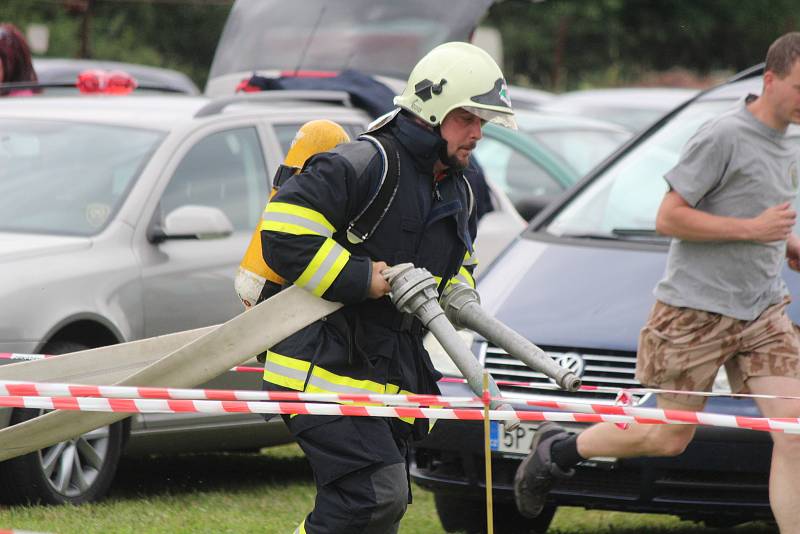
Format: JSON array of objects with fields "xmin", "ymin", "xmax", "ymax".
[
  {"xmin": 405, "ymin": 113, "xmax": 455, "ymax": 171},
  {"xmin": 433, "ymin": 124, "xmax": 457, "ymax": 171}
]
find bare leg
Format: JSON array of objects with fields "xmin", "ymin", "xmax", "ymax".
[
  {"xmin": 749, "ymin": 376, "xmax": 800, "ymax": 534},
  {"xmin": 576, "ymin": 396, "xmax": 700, "ymax": 459}
]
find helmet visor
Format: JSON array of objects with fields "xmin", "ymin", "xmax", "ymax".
[{"xmin": 463, "ymin": 106, "xmax": 518, "ymax": 130}]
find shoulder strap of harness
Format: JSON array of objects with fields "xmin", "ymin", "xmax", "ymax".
[
  {"xmin": 344, "ymin": 134, "xmax": 400, "ymax": 244},
  {"xmin": 460, "ymin": 174, "xmax": 475, "ymax": 218}
]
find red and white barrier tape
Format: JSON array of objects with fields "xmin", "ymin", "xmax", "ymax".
[
  {"xmin": 510, "ymin": 396, "xmax": 800, "ymax": 433},
  {"xmin": 0, "ymin": 380, "xmax": 478, "ymax": 407},
  {"xmin": 1, "ymin": 379, "xmax": 799, "ymax": 433},
  {"xmin": 0, "ymin": 394, "xmax": 798, "ymax": 433},
  {"xmin": 0, "ymin": 353, "xmax": 49, "ymax": 362},
  {"xmin": 440, "ymin": 376, "xmax": 800, "ymax": 402}
]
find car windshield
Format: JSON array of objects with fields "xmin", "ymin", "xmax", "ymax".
[
  {"xmin": 545, "ymin": 98, "xmax": 739, "ymax": 239},
  {"xmin": 572, "ymin": 106, "xmax": 665, "ymax": 132},
  {"xmin": 528, "ymin": 128, "xmax": 631, "ymax": 176},
  {"xmin": 209, "ymin": 0, "xmax": 492, "ymax": 81},
  {"xmin": 0, "ymin": 119, "xmax": 163, "ymax": 236}
]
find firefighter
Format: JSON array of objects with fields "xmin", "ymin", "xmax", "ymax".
[{"xmin": 260, "ymin": 42, "xmax": 516, "ymax": 534}]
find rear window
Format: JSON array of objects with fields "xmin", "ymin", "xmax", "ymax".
[{"xmin": 209, "ymin": 0, "xmax": 492, "ymax": 81}]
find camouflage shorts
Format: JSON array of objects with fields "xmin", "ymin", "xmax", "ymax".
[{"xmin": 636, "ymin": 298, "xmax": 800, "ymax": 408}]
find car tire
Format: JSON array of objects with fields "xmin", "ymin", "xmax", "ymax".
[
  {"xmin": 0, "ymin": 340, "xmax": 124, "ymax": 505},
  {"xmin": 434, "ymin": 493, "xmax": 556, "ymax": 534}
]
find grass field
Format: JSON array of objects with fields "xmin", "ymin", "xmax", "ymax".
[{"xmin": 0, "ymin": 444, "xmax": 778, "ymax": 533}]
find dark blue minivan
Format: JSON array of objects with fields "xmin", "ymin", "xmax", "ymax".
[{"xmin": 411, "ymin": 66, "xmax": 800, "ymax": 533}]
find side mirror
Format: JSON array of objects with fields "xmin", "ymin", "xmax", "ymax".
[{"xmin": 148, "ymin": 205, "xmax": 233, "ymax": 243}]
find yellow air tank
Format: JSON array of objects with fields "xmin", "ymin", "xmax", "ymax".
[{"xmin": 235, "ymin": 120, "xmax": 350, "ymax": 309}]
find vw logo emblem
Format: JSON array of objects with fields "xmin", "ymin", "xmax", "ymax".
[{"xmin": 553, "ymin": 352, "xmax": 585, "ymax": 380}]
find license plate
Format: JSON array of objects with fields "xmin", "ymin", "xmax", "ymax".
[
  {"xmin": 490, "ymin": 421, "xmax": 538, "ymax": 455},
  {"xmin": 490, "ymin": 421, "xmax": 619, "ymax": 467}
]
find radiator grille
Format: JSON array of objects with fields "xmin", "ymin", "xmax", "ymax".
[{"xmin": 481, "ymin": 343, "xmax": 642, "ymax": 404}]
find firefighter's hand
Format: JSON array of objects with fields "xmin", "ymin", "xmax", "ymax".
[{"xmin": 368, "ymin": 260, "xmax": 391, "ymax": 299}]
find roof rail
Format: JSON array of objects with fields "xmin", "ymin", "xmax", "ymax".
[
  {"xmin": 194, "ymin": 90, "xmax": 352, "ymax": 118},
  {"xmin": 725, "ymin": 62, "xmax": 764, "ymax": 84}
]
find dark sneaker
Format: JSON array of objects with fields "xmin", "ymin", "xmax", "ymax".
[{"xmin": 513, "ymin": 422, "xmax": 575, "ymax": 518}]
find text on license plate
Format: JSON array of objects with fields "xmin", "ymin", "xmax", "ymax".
[{"xmin": 490, "ymin": 421, "xmax": 539, "ymax": 454}]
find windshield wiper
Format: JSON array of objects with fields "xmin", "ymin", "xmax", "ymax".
[
  {"xmin": 612, "ymin": 228, "xmax": 659, "ymax": 237},
  {"xmin": 612, "ymin": 228, "xmax": 670, "ymax": 243},
  {"xmin": 555, "ymin": 231, "xmax": 619, "ymax": 241},
  {"xmin": 554, "ymin": 228, "xmax": 669, "ymax": 243}
]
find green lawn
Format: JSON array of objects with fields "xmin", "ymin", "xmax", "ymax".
[{"xmin": 0, "ymin": 444, "xmax": 777, "ymax": 533}]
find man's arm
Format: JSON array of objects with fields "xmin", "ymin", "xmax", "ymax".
[
  {"xmin": 786, "ymin": 234, "xmax": 800, "ymax": 271},
  {"xmin": 261, "ymin": 152, "xmax": 385, "ymax": 304},
  {"xmin": 655, "ymin": 190, "xmax": 796, "ymax": 242}
]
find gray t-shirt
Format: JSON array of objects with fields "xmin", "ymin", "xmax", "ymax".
[{"xmin": 654, "ymin": 97, "xmax": 800, "ymax": 320}]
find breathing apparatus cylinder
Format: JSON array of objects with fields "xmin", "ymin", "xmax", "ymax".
[{"xmin": 235, "ymin": 119, "xmax": 350, "ymax": 309}]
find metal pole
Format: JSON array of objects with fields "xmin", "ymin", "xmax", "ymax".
[{"xmin": 483, "ymin": 370, "xmax": 494, "ymax": 534}]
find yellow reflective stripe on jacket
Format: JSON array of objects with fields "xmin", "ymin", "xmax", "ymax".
[
  {"xmin": 264, "ymin": 351, "xmax": 417, "ymax": 424},
  {"xmin": 295, "ymin": 238, "xmax": 350, "ymax": 297},
  {"xmin": 264, "ymin": 351, "xmax": 386, "ymax": 396},
  {"xmin": 445, "ymin": 266, "xmax": 476, "ymax": 290},
  {"xmin": 261, "ymin": 202, "xmax": 335, "ymax": 237},
  {"xmin": 455, "ymin": 266, "xmax": 476, "ymax": 288},
  {"xmin": 293, "ymin": 518, "xmax": 307, "ymax": 534},
  {"xmin": 263, "ymin": 351, "xmax": 310, "ymax": 391},
  {"xmin": 463, "ymin": 250, "xmax": 479, "ymax": 267}
]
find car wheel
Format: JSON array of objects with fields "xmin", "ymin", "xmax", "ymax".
[
  {"xmin": 0, "ymin": 340, "xmax": 124, "ymax": 505},
  {"xmin": 434, "ymin": 493, "xmax": 556, "ymax": 534}
]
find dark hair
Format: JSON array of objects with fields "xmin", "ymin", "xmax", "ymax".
[
  {"xmin": 0, "ymin": 23, "xmax": 37, "ymax": 84},
  {"xmin": 765, "ymin": 32, "xmax": 800, "ymax": 78}
]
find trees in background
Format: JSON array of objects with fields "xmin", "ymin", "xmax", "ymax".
[
  {"xmin": 488, "ymin": 0, "xmax": 798, "ymax": 90},
  {"xmin": 1, "ymin": 0, "xmax": 797, "ymax": 91},
  {"xmin": 0, "ymin": 0, "xmax": 228, "ymax": 88}
]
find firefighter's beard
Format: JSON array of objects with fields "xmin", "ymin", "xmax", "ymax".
[{"xmin": 443, "ymin": 144, "xmax": 474, "ymax": 171}]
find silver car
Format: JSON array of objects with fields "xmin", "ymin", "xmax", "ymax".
[{"xmin": 0, "ymin": 91, "xmax": 371, "ymax": 504}]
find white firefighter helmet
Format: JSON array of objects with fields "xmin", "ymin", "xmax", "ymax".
[{"xmin": 393, "ymin": 41, "xmax": 517, "ymax": 130}]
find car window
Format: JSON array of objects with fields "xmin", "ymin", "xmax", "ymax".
[
  {"xmin": 160, "ymin": 127, "xmax": 268, "ymax": 231},
  {"xmin": 273, "ymin": 123, "xmax": 364, "ymax": 156},
  {"xmin": 0, "ymin": 119, "xmax": 163, "ymax": 236},
  {"xmin": 474, "ymin": 137, "xmax": 564, "ymax": 199},
  {"xmin": 530, "ymin": 129, "xmax": 630, "ymax": 176},
  {"xmin": 547, "ymin": 99, "xmax": 742, "ymax": 237}
]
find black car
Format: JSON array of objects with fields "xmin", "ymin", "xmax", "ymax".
[
  {"xmin": 32, "ymin": 58, "xmax": 200, "ymax": 95},
  {"xmin": 411, "ymin": 65, "xmax": 800, "ymax": 533}
]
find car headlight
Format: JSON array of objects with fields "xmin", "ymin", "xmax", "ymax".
[
  {"xmin": 711, "ymin": 367, "xmax": 731, "ymax": 393},
  {"xmin": 423, "ymin": 330, "xmax": 472, "ymax": 378}
]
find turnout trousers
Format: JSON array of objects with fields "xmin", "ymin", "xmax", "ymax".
[{"xmin": 287, "ymin": 414, "xmax": 410, "ymax": 534}]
